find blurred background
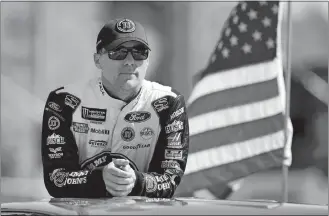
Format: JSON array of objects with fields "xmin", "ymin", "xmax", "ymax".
[{"xmin": 1, "ymin": 1, "xmax": 328, "ymax": 205}]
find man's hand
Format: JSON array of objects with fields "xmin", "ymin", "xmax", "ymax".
[{"xmin": 102, "ymin": 159, "xmax": 136, "ymax": 197}]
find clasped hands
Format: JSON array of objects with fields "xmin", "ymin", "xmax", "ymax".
[{"xmin": 102, "ymin": 158, "xmax": 136, "ymax": 197}]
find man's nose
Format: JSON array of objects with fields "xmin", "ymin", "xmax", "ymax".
[{"xmin": 124, "ymin": 52, "xmax": 135, "ymax": 65}]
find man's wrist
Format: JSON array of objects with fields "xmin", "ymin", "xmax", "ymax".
[{"xmin": 128, "ymin": 170, "xmax": 144, "ymax": 196}]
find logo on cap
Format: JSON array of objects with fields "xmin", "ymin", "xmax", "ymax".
[{"xmin": 116, "ymin": 19, "xmax": 136, "ymax": 33}]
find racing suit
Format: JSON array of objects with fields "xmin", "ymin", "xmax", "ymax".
[{"xmin": 41, "ymin": 76, "xmax": 189, "ymax": 198}]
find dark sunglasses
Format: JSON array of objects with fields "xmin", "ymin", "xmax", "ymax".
[{"xmin": 107, "ymin": 47, "xmax": 149, "ymax": 61}]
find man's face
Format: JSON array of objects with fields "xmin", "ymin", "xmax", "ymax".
[{"xmin": 94, "ymin": 41, "xmax": 149, "ymax": 91}]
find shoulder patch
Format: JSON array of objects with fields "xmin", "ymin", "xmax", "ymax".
[
  {"xmin": 151, "ymin": 96, "xmax": 171, "ymax": 113},
  {"xmin": 47, "ymin": 89, "xmax": 81, "ymax": 114},
  {"xmin": 64, "ymin": 93, "xmax": 81, "ymax": 110}
]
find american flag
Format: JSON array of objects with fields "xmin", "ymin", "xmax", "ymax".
[{"xmin": 176, "ymin": 1, "xmax": 293, "ymax": 195}]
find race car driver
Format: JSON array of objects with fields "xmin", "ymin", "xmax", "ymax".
[{"xmin": 41, "ymin": 18, "xmax": 189, "ymax": 198}]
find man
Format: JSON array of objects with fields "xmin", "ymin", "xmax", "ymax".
[{"xmin": 41, "ymin": 18, "xmax": 189, "ymax": 198}]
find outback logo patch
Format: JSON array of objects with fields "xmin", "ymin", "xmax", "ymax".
[
  {"xmin": 124, "ymin": 111, "xmax": 151, "ymax": 123},
  {"xmin": 152, "ymin": 96, "xmax": 170, "ymax": 113},
  {"xmin": 81, "ymin": 106, "xmax": 106, "ymax": 122},
  {"xmin": 72, "ymin": 122, "xmax": 89, "ymax": 133}
]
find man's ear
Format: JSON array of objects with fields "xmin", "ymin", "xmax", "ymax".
[{"xmin": 94, "ymin": 53, "xmax": 102, "ymax": 69}]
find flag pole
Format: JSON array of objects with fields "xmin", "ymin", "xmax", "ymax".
[{"xmin": 281, "ymin": 1, "xmax": 293, "ymax": 204}]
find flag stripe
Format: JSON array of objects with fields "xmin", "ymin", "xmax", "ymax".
[
  {"xmin": 189, "ymin": 95, "xmax": 284, "ymax": 136},
  {"xmin": 188, "ymin": 78, "xmax": 279, "ymax": 118},
  {"xmin": 187, "ymin": 60, "xmax": 280, "ymax": 105},
  {"xmin": 189, "ymin": 113, "xmax": 284, "ymax": 154},
  {"xmin": 185, "ymin": 130, "xmax": 284, "ymax": 175},
  {"xmin": 176, "ymin": 148, "xmax": 284, "ymax": 195}
]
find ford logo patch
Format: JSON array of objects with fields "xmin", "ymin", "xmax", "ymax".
[{"xmin": 124, "ymin": 111, "xmax": 151, "ymax": 123}]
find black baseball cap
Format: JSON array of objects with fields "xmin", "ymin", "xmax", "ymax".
[{"xmin": 96, "ymin": 18, "xmax": 151, "ymax": 52}]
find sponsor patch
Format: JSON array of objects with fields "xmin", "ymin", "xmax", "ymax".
[
  {"xmin": 124, "ymin": 111, "xmax": 151, "ymax": 123},
  {"xmin": 47, "ymin": 133, "xmax": 65, "ymax": 145},
  {"xmin": 66, "ymin": 177, "xmax": 87, "ymax": 185},
  {"xmin": 140, "ymin": 127, "xmax": 154, "ymax": 140},
  {"xmin": 81, "ymin": 106, "xmax": 107, "ymax": 122},
  {"xmin": 98, "ymin": 80, "xmax": 106, "ymax": 96},
  {"xmin": 48, "ymin": 102, "xmax": 62, "ymax": 112},
  {"xmin": 49, "ymin": 147, "xmax": 62, "ymax": 153},
  {"xmin": 161, "ymin": 160, "xmax": 180, "ymax": 169},
  {"xmin": 165, "ymin": 120, "xmax": 183, "ymax": 134},
  {"xmin": 168, "ymin": 141, "xmax": 183, "ymax": 149},
  {"xmin": 152, "ymin": 96, "xmax": 170, "ymax": 113},
  {"xmin": 157, "ymin": 182, "xmax": 171, "ymax": 191},
  {"xmin": 121, "ymin": 127, "xmax": 135, "ymax": 142},
  {"xmin": 116, "ymin": 19, "xmax": 136, "ymax": 33},
  {"xmin": 49, "ymin": 168, "xmax": 68, "ymax": 187},
  {"xmin": 89, "ymin": 140, "xmax": 107, "ymax": 148},
  {"xmin": 85, "ymin": 155, "xmax": 108, "ymax": 171},
  {"xmin": 90, "ymin": 128, "xmax": 109, "ymax": 135},
  {"xmin": 167, "ymin": 133, "xmax": 183, "ymax": 148},
  {"xmin": 144, "ymin": 174, "xmax": 157, "ymax": 193},
  {"xmin": 165, "ymin": 149, "xmax": 183, "ymax": 160},
  {"xmin": 48, "ymin": 116, "xmax": 60, "ymax": 130},
  {"xmin": 155, "ymin": 175, "xmax": 169, "ymax": 183},
  {"xmin": 48, "ymin": 152, "xmax": 64, "ymax": 159},
  {"xmin": 170, "ymin": 107, "xmax": 184, "ymax": 120},
  {"xmin": 69, "ymin": 170, "xmax": 89, "ymax": 177},
  {"xmin": 45, "ymin": 108, "xmax": 65, "ymax": 121},
  {"xmin": 64, "ymin": 94, "xmax": 80, "ymax": 109},
  {"xmin": 123, "ymin": 143, "xmax": 150, "ymax": 150},
  {"xmin": 165, "ymin": 168, "xmax": 183, "ymax": 176},
  {"xmin": 72, "ymin": 122, "xmax": 89, "ymax": 133}
]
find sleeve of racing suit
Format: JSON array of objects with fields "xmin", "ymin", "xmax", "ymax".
[
  {"xmin": 41, "ymin": 88, "xmax": 107, "ymax": 198},
  {"xmin": 129, "ymin": 94, "xmax": 189, "ymax": 198}
]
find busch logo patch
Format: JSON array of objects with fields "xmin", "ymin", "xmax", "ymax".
[
  {"xmin": 47, "ymin": 133, "xmax": 65, "ymax": 145},
  {"xmin": 170, "ymin": 107, "xmax": 184, "ymax": 120},
  {"xmin": 81, "ymin": 106, "xmax": 107, "ymax": 122},
  {"xmin": 72, "ymin": 122, "xmax": 89, "ymax": 133},
  {"xmin": 165, "ymin": 149, "xmax": 183, "ymax": 160},
  {"xmin": 140, "ymin": 127, "xmax": 154, "ymax": 140},
  {"xmin": 89, "ymin": 140, "xmax": 107, "ymax": 148},
  {"xmin": 161, "ymin": 160, "xmax": 180, "ymax": 169},
  {"xmin": 121, "ymin": 127, "xmax": 135, "ymax": 142},
  {"xmin": 165, "ymin": 120, "xmax": 183, "ymax": 134},
  {"xmin": 48, "ymin": 116, "xmax": 60, "ymax": 130},
  {"xmin": 152, "ymin": 96, "xmax": 169, "ymax": 113},
  {"xmin": 124, "ymin": 111, "xmax": 151, "ymax": 123}
]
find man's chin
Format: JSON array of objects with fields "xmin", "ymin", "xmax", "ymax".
[{"xmin": 122, "ymin": 79, "xmax": 139, "ymax": 90}]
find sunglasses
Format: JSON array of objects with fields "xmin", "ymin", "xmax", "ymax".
[{"xmin": 107, "ymin": 47, "xmax": 149, "ymax": 61}]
